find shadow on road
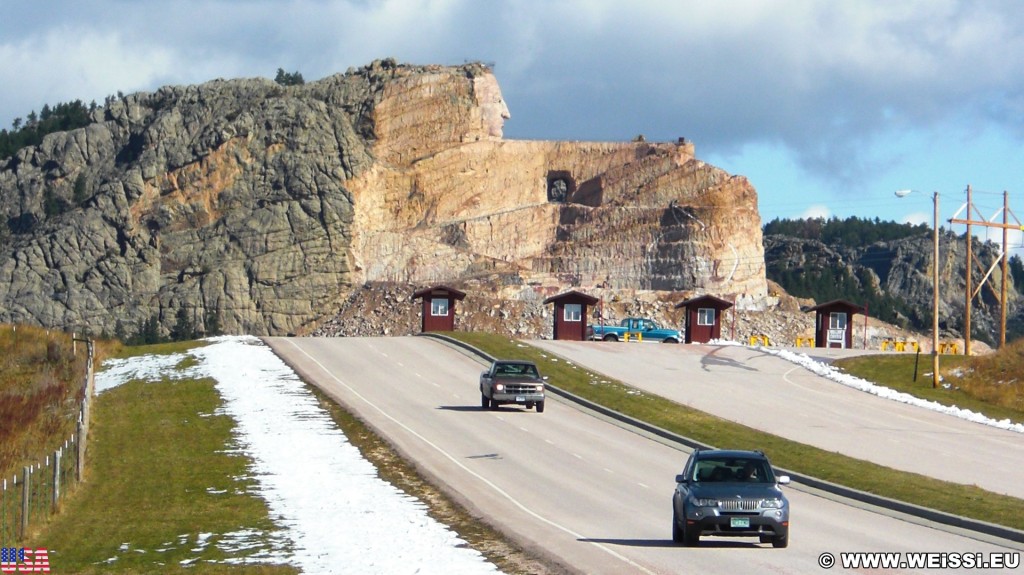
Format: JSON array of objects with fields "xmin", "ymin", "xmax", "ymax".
[
  {"xmin": 701, "ymin": 347, "xmax": 758, "ymax": 373},
  {"xmin": 578, "ymin": 538, "xmax": 762, "ymax": 549}
]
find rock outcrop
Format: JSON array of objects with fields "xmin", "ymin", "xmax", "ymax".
[
  {"xmin": 0, "ymin": 59, "xmax": 766, "ymax": 337},
  {"xmin": 764, "ymin": 232, "xmax": 1021, "ymax": 348}
]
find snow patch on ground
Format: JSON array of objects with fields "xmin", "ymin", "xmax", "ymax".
[
  {"xmin": 95, "ymin": 336, "xmax": 501, "ymax": 574},
  {"xmin": 745, "ymin": 344, "xmax": 1024, "ymax": 434}
]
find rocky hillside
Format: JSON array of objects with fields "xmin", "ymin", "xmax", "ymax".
[
  {"xmin": 764, "ymin": 231, "xmax": 1022, "ymax": 347},
  {"xmin": 0, "ymin": 59, "xmax": 767, "ymax": 338}
]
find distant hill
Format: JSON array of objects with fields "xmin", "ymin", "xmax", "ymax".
[{"xmin": 763, "ymin": 216, "xmax": 1024, "ymax": 346}]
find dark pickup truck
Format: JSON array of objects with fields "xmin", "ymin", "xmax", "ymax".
[{"xmin": 480, "ymin": 360, "xmax": 547, "ymax": 412}]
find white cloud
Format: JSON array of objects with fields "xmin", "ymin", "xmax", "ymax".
[
  {"xmin": 899, "ymin": 211, "xmax": 931, "ymax": 227},
  {"xmin": 0, "ymin": 27, "xmax": 178, "ymax": 123},
  {"xmin": 801, "ymin": 205, "xmax": 832, "ymax": 220},
  {"xmin": 2, "ymin": 1, "xmax": 1022, "ymax": 227}
]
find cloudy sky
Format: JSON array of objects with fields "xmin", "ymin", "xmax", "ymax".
[{"xmin": 2, "ymin": 0, "xmax": 1022, "ymax": 246}]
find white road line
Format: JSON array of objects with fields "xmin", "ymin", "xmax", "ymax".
[{"xmin": 283, "ymin": 339, "xmax": 657, "ymax": 575}]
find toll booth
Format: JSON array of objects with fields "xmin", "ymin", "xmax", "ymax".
[
  {"xmin": 806, "ymin": 299, "xmax": 865, "ymax": 349},
  {"xmin": 411, "ymin": 285, "xmax": 467, "ymax": 332},
  {"xmin": 674, "ymin": 295, "xmax": 733, "ymax": 343},
  {"xmin": 543, "ymin": 290, "xmax": 600, "ymax": 341}
]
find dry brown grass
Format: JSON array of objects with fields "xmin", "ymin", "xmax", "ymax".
[
  {"xmin": 0, "ymin": 324, "xmax": 90, "ymax": 481},
  {"xmin": 961, "ymin": 338, "xmax": 1024, "ymax": 412}
]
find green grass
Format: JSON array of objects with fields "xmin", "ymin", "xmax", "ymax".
[
  {"xmin": 446, "ymin": 331, "xmax": 1024, "ymax": 532},
  {"xmin": 834, "ymin": 352, "xmax": 1024, "ymax": 426},
  {"xmin": 30, "ymin": 343, "xmax": 297, "ymax": 574}
]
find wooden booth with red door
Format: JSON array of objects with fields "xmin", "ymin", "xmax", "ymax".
[
  {"xmin": 806, "ymin": 299, "xmax": 865, "ymax": 349},
  {"xmin": 674, "ymin": 295, "xmax": 733, "ymax": 343},
  {"xmin": 411, "ymin": 285, "xmax": 467, "ymax": 332},
  {"xmin": 543, "ymin": 290, "xmax": 599, "ymax": 341}
]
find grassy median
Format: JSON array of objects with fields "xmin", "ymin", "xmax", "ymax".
[
  {"xmin": 446, "ymin": 331, "xmax": 1024, "ymax": 532},
  {"xmin": 30, "ymin": 342, "xmax": 297, "ymax": 574}
]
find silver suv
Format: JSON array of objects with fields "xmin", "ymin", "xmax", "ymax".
[{"xmin": 672, "ymin": 449, "xmax": 790, "ymax": 547}]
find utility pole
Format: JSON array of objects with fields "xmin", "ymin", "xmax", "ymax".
[
  {"xmin": 948, "ymin": 186, "xmax": 1024, "ymax": 350},
  {"xmin": 965, "ymin": 185, "xmax": 973, "ymax": 356}
]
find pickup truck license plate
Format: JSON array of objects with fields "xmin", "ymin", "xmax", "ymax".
[
  {"xmin": 730, "ymin": 517, "xmax": 750, "ymax": 529},
  {"xmin": 515, "ymin": 396, "xmax": 526, "ymax": 402}
]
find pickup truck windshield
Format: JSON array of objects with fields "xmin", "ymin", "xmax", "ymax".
[{"xmin": 495, "ymin": 363, "xmax": 539, "ymax": 378}]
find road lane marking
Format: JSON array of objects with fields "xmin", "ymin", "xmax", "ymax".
[{"xmin": 282, "ymin": 339, "xmax": 657, "ymax": 575}]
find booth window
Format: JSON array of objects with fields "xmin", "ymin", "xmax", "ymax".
[
  {"xmin": 697, "ymin": 308, "xmax": 715, "ymax": 326},
  {"xmin": 564, "ymin": 303, "xmax": 582, "ymax": 322},
  {"xmin": 431, "ymin": 298, "xmax": 449, "ymax": 316},
  {"xmin": 829, "ymin": 312, "xmax": 847, "ymax": 330}
]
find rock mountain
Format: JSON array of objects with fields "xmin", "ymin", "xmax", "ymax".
[{"xmin": 0, "ymin": 59, "xmax": 768, "ymax": 337}]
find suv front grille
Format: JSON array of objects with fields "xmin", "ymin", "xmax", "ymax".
[{"xmin": 719, "ymin": 499, "xmax": 761, "ymax": 511}]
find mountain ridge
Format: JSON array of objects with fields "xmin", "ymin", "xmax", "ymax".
[{"xmin": 0, "ymin": 59, "xmax": 766, "ymax": 338}]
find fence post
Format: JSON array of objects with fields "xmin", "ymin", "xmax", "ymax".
[
  {"xmin": 20, "ymin": 466, "xmax": 30, "ymax": 539},
  {"xmin": 76, "ymin": 419, "xmax": 85, "ymax": 482},
  {"xmin": 52, "ymin": 449, "xmax": 61, "ymax": 512}
]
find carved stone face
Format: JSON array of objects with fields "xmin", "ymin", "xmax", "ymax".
[{"xmin": 473, "ymin": 74, "xmax": 511, "ymax": 138}]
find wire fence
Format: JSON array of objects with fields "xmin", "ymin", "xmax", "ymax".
[{"xmin": 0, "ymin": 337, "xmax": 94, "ymax": 543}]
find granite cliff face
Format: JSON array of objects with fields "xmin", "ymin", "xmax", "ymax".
[{"xmin": 0, "ymin": 59, "xmax": 766, "ymax": 337}]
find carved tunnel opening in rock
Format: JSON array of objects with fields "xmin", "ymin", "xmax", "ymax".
[{"xmin": 547, "ymin": 171, "xmax": 576, "ymax": 203}]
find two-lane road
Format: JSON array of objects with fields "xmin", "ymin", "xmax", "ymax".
[
  {"xmin": 266, "ymin": 336, "xmax": 1021, "ymax": 575},
  {"xmin": 530, "ymin": 340, "xmax": 1024, "ymax": 500}
]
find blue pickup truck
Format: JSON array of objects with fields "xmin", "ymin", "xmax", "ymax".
[{"xmin": 587, "ymin": 317, "xmax": 682, "ymax": 343}]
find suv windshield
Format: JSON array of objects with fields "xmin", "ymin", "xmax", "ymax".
[{"xmin": 693, "ymin": 457, "xmax": 773, "ymax": 483}]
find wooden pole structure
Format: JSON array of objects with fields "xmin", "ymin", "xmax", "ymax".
[
  {"xmin": 964, "ymin": 185, "xmax": 972, "ymax": 357},
  {"xmin": 1001, "ymin": 191, "xmax": 1009, "ymax": 348},
  {"xmin": 932, "ymin": 192, "xmax": 940, "ymax": 388}
]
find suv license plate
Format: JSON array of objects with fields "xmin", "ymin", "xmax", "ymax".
[
  {"xmin": 516, "ymin": 396, "xmax": 526, "ymax": 402},
  {"xmin": 730, "ymin": 517, "xmax": 750, "ymax": 529}
]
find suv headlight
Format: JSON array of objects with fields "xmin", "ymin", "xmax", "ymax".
[
  {"xmin": 760, "ymin": 498, "xmax": 784, "ymax": 509},
  {"xmin": 691, "ymin": 498, "xmax": 719, "ymax": 508},
  {"xmin": 494, "ymin": 383, "xmax": 505, "ymax": 392}
]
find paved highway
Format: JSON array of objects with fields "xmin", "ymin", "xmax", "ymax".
[
  {"xmin": 530, "ymin": 340, "xmax": 1024, "ymax": 500},
  {"xmin": 266, "ymin": 336, "xmax": 1022, "ymax": 575}
]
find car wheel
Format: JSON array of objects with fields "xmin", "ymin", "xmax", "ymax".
[
  {"xmin": 771, "ymin": 534, "xmax": 789, "ymax": 549},
  {"xmin": 481, "ymin": 393, "xmax": 490, "ymax": 409},
  {"xmin": 662, "ymin": 338, "xmax": 679, "ymax": 343},
  {"xmin": 536, "ymin": 401, "xmax": 545, "ymax": 413},
  {"xmin": 603, "ymin": 334, "xmax": 618, "ymax": 342},
  {"xmin": 489, "ymin": 399, "xmax": 500, "ymax": 411},
  {"xmin": 683, "ymin": 523, "xmax": 699, "ymax": 547},
  {"xmin": 672, "ymin": 509, "xmax": 684, "ymax": 543}
]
